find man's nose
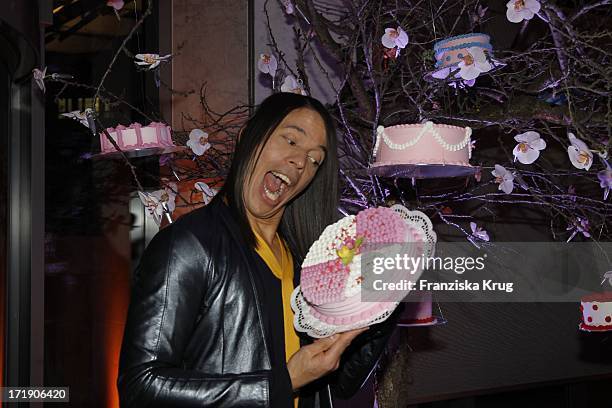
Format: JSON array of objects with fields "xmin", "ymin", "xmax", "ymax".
[{"xmin": 287, "ymin": 152, "xmax": 306, "ymax": 169}]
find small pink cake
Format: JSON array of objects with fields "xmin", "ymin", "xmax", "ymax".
[
  {"xmin": 99, "ymin": 122, "xmax": 175, "ymax": 154},
  {"xmin": 372, "ymin": 121, "xmax": 473, "ymax": 167},
  {"xmin": 580, "ymin": 292, "xmax": 612, "ymax": 331},
  {"xmin": 399, "ymin": 291, "xmax": 435, "ymax": 325},
  {"xmin": 292, "ymin": 205, "xmax": 436, "ymax": 338}
]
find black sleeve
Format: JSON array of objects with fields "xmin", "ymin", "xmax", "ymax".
[
  {"xmin": 117, "ymin": 224, "xmax": 273, "ymax": 407},
  {"xmin": 327, "ymin": 304, "xmax": 403, "ymax": 399},
  {"xmin": 270, "ymin": 362, "xmax": 294, "ymax": 407}
]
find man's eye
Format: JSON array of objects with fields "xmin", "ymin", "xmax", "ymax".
[
  {"xmin": 285, "ymin": 137, "xmax": 296, "ymax": 146},
  {"xmin": 309, "ymin": 156, "xmax": 320, "ymax": 166}
]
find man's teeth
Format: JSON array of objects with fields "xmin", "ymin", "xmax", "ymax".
[
  {"xmin": 264, "ymin": 182, "xmax": 286, "ymax": 201},
  {"xmin": 271, "ymin": 171, "xmax": 291, "ymax": 186}
]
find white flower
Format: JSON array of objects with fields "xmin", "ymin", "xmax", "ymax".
[
  {"xmin": 150, "ymin": 183, "xmax": 177, "ymax": 216},
  {"xmin": 195, "ymin": 182, "xmax": 219, "ymax": 205},
  {"xmin": 506, "ymin": 0, "xmax": 541, "ymax": 23},
  {"xmin": 601, "ymin": 271, "xmax": 612, "ymax": 287},
  {"xmin": 32, "ymin": 67, "xmax": 47, "ymax": 93},
  {"xmin": 138, "ymin": 185, "xmax": 176, "ymax": 226},
  {"xmin": 280, "ymin": 75, "xmax": 307, "ymax": 95},
  {"xmin": 186, "ymin": 129, "xmax": 211, "ymax": 156},
  {"xmin": 457, "ymin": 47, "xmax": 492, "ymax": 81},
  {"xmin": 567, "ymin": 133, "xmax": 593, "ymax": 170},
  {"xmin": 512, "ymin": 131, "xmax": 546, "ymax": 164},
  {"xmin": 137, "ymin": 191, "xmax": 162, "ymax": 226},
  {"xmin": 257, "ymin": 53, "xmax": 277, "ymax": 77},
  {"xmin": 381, "ymin": 27, "xmax": 409, "ymax": 50},
  {"xmin": 491, "ymin": 164, "xmax": 515, "ymax": 194},
  {"xmin": 134, "ymin": 53, "xmax": 172, "ymax": 70},
  {"xmin": 61, "ymin": 110, "xmax": 90, "ymax": 128}
]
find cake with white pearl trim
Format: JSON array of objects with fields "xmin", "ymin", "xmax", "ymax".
[{"xmin": 372, "ymin": 121, "xmax": 473, "ymax": 170}]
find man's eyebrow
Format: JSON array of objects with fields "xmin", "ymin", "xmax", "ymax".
[
  {"xmin": 283, "ymin": 125, "xmax": 327, "ymax": 154},
  {"xmin": 282, "ymin": 125, "xmax": 307, "ymax": 135}
]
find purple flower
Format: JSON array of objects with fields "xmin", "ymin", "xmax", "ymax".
[
  {"xmin": 257, "ymin": 53, "xmax": 277, "ymax": 77},
  {"xmin": 597, "ymin": 166, "xmax": 612, "ymax": 200},
  {"xmin": 159, "ymin": 154, "xmax": 173, "ymax": 167},
  {"xmin": 281, "ymin": 0, "xmax": 294, "ymax": 14},
  {"xmin": 470, "ymin": 222, "xmax": 490, "ymax": 242},
  {"xmin": 566, "ymin": 217, "xmax": 591, "ymax": 242}
]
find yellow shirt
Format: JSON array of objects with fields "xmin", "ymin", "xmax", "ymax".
[{"xmin": 253, "ymin": 230, "xmax": 300, "ymax": 408}]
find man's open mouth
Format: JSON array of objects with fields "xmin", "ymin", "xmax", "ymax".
[{"xmin": 263, "ymin": 170, "xmax": 292, "ymax": 202}]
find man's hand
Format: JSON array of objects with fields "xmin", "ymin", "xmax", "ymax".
[{"xmin": 287, "ymin": 327, "xmax": 369, "ymax": 390}]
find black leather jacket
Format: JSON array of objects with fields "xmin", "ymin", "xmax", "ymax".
[{"xmin": 117, "ymin": 197, "xmax": 399, "ymax": 407}]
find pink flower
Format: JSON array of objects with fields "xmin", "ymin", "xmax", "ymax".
[{"xmin": 107, "ymin": 0, "xmax": 124, "ymax": 11}]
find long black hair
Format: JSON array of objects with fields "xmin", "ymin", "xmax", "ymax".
[{"xmin": 220, "ymin": 92, "xmax": 339, "ymax": 261}]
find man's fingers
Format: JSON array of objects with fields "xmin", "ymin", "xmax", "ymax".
[
  {"xmin": 308, "ymin": 334, "xmax": 339, "ymax": 353},
  {"xmin": 321, "ymin": 327, "xmax": 369, "ymax": 364}
]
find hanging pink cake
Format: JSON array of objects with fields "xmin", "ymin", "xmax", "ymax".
[
  {"xmin": 99, "ymin": 122, "xmax": 175, "ymax": 154},
  {"xmin": 372, "ymin": 121, "xmax": 473, "ymax": 168},
  {"xmin": 291, "ymin": 205, "xmax": 437, "ymax": 338},
  {"xmin": 398, "ymin": 291, "xmax": 435, "ymax": 325}
]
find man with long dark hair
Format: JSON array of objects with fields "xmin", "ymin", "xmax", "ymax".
[{"xmin": 118, "ymin": 93, "xmax": 399, "ymax": 407}]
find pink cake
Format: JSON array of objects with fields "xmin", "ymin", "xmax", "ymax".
[
  {"xmin": 291, "ymin": 206, "xmax": 436, "ymax": 338},
  {"xmin": 580, "ymin": 292, "xmax": 612, "ymax": 331},
  {"xmin": 99, "ymin": 122, "xmax": 174, "ymax": 154},
  {"xmin": 399, "ymin": 291, "xmax": 435, "ymax": 325},
  {"xmin": 372, "ymin": 121, "xmax": 473, "ymax": 167}
]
